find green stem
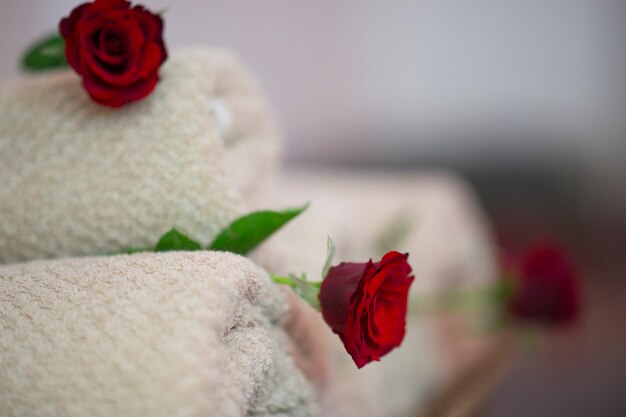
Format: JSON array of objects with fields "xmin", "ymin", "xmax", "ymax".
[
  {"xmin": 409, "ymin": 279, "xmax": 514, "ymax": 316},
  {"xmin": 270, "ymin": 275, "xmax": 297, "ymax": 288},
  {"xmin": 270, "ymin": 273, "xmax": 322, "ymax": 310}
]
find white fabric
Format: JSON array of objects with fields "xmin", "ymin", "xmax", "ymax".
[
  {"xmin": 0, "ymin": 47, "xmax": 281, "ymax": 263},
  {"xmin": 0, "ymin": 251, "xmax": 312, "ymax": 417},
  {"xmin": 0, "ymin": 41, "xmax": 501, "ymax": 417}
]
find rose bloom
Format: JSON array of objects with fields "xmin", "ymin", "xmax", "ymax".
[
  {"xmin": 319, "ymin": 251, "xmax": 414, "ymax": 368},
  {"xmin": 507, "ymin": 243, "xmax": 581, "ymax": 325},
  {"xmin": 60, "ymin": 0, "xmax": 167, "ymax": 107}
]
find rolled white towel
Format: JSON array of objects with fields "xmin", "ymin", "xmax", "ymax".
[
  {"xmin": 0, "ymin": 47, "xmax": 281, "ymax": 263},
  {"xmin": 0, "ymin": 251, "xmax": 313, "ymax": 417}
]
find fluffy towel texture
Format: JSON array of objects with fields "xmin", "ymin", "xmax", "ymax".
[
  {"xmin": 255, "ymin": 169, "xmax": 496, "ymax": 294},
  {"xmin": 252, "ymin": 169, "xmax": 499, "ymax": 417},
  {"xmin": 0, "ymin": 47, "xmax": 281, "ymax": 263},
  {"xmin": 0, "ymin": 251, "xmax": 313, "ymax": 417}
]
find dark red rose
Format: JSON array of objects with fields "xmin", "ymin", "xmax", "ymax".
[
  {"xmin": 507, "ymin": 243, "xmax": 581, "ymax": 325},
  {"xmin": 319, "ymin": 251, "xmax": 414, "ymax": 368},
  {"xmin": 59, "ymin": 0, "xmax": 167, "ymax": 107}
]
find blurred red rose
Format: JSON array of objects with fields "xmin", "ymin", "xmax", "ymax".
[
  {"xmin": 60, "ymin": 0, "xmax": 167, "ymax": 107},
  {"xmin": 319, "ymin": 251, "xmax": 414, "ymax": 368},
  {"xmin": 507, "ymin": 243, "xmax": 581, "ymax": 325}
]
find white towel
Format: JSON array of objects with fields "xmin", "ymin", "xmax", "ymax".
[
  {"xmin": 0, "ymin": 47, "xmax": 281, "ymax": 263},
  {"xmin": 0, "ymin": 251, "xmax": 313, "ymax": 417},
  {"xmin": 252, "ymin": 168, "xmax": 500, "ymax": 417}
]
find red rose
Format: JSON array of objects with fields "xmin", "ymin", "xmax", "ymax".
[
  {"xmin": 507, "ymin": 243, "xmax": 581, "ymax": 325},
  {"xmin": 319, "ymin": 251, "xmax": 414, "ymax": 368},
  {"xmin": 59, "ymin": 0, "xmax": 167, "ymax": 107}
]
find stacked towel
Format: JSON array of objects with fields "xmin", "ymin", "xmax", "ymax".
[
  {"xmin": 255, "ymin": 168, "xmax": 496, "ymax": 294},
  {"xmin": 252, "ymin": 168, "xmax": 499, "ymax": 417},
  {"xmin": 0, "ymin": 40, "xmax": 503, "ymax": 417},
  {"xmin": 0, "ymin": 47, "xmax": 281, "ymax": 263},
  {"xmin": 0, "ymin": 251, "xmax": 313, "ymax": 417}
]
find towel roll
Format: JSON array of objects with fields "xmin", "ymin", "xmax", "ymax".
[
  {"xmin": 252, "ymin": 168, "xmax": 500, "ymax": 417},
  {"xmin": 0, "ymin": 251, "xmax": 313, "ymax": 417},
  {"xmin": 0, "ymin": 47, "xmax": 281, "ymax": 263}
]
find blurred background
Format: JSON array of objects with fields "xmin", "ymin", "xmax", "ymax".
[{"xmin": 1, "ymin": 1, "xmax": 624, "ymax": 416}]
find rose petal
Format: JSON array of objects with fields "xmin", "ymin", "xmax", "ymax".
[
  {"xmin": 59, "ymin": 0, "xmax": 167, "ymax": 107},
  {"xmin": 319, "ymin": 262, "xmax": 368, "ymax": 335},
  {"xmin": 83, "ymin": 73, "xmax": 158, "ymax": 107},
  {"xmin": 320, "ymin": 252, "xmax": 413, "ymax": 368},
  {"xmin": 80, "ymin": 11, "xmax": 146, "ymax": 86},
  {"xmin": 508, "ymin": 244, "xmax": 581, "ymax": 325}
]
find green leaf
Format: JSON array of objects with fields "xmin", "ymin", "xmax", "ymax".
[
  {"xmin": 22, "ymin": 34, "xmax": 68, "ymax": 71},
  {"xmin": 154, "ymin": 228, "xmax": 202, "ymax": 252},
  {"xmin": 290, "ymin": 273, "xmax": 321, "ymax": 310},
  {"xmin": 321, "ymin": 235, "xmax": 336, "ymax": 279},
  {"xmin": 209, "ymin": 204, "xmax": 308, "ymax": 255}
]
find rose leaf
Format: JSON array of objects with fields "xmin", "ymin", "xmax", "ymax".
[
  {"xmin": 22, "ymin": 33, "xmax": 68, "ymax": 71},
  {"xmin": 291, "ymin": 273, "xmax": 321, "ymax": 310},
  {"xmin": 154, "ymin": 228, "xmax": 203, "ymax": 252},
  {"xmin": 321, "ymin": 235, "xmax": 336, "ymax": 279},
  {"xmin": 209, "ymin": 204, "xmax": 308, "ymax": 255}
]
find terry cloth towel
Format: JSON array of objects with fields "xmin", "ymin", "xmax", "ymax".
[
  {"xmin": 252, "ymin": 169, "xmax": 499, "ymax": 417},
  {"xmin": 0, "ymin": 251, "xmax": 313, "ymax": 417},
  {"xmin": 0, "ymin": 47, "xmax": 281, "ymax": 263}
]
